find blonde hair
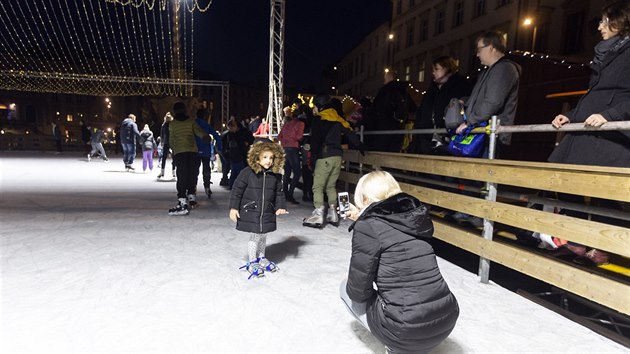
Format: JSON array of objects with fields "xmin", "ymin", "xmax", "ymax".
[{"xmin": 354, "ymin": 171, "xmax": 402, "ymax": 209}]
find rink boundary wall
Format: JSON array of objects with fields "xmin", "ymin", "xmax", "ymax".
[{"xmin": 339, "ymin": 150, "xmax": 630, "ymax": 316}]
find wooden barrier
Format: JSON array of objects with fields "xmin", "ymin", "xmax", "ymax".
[{"xmin": 340, "ymin": 150, "xmax": 630, "ymax": 315}]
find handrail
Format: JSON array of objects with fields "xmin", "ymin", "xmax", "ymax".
[{"xmin": 358, "ymin": 120, "xmax": 630, "ymax": 136}]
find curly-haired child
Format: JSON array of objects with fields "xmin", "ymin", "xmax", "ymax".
[{"xmin": 229, "ymin": 141, "xmax": 288, "ymax": 279}]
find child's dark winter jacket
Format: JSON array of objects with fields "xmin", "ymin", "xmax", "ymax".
[
  {"xmin": 228, "ymin": 142, "xmax": 286, "ymax": 234},
  {"xmin": 346, "ymin": 193, "xmax": 459, "ymax": 354}
]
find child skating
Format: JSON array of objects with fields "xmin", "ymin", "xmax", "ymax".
[{"xmin": 229, "ymin": 141, "xmax": 287, "ymax": 279}]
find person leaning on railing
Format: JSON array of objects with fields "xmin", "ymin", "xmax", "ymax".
[{"xmin": 548, "ymin": 0, "xmax": 630, "ymax": 266}]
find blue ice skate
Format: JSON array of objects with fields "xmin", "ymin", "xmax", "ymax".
[
  {"xmin": 239, "ymin": 261, "xmax": 265, "ymax": 279},
  {"xmin": 256, "ymin": 257, "xmax": 278, "ymax": 272}
]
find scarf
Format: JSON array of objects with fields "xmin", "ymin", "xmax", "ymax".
[
  {"xmin": 593, "ymin": 36, "xmax": 629, "ymax": 64},
  {"xmin": 318, "ymin": 108, "xmax": 351, "ymax": 129}
]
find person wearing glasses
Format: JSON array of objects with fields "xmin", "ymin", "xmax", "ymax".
[
  {"xmin": 450, "ymin": 31, "xmax": 521, "ymax": 227},
  {"xmin": 454, "ymin": 31, "xmax": 521, "ymax": 155},
  {"xmin": 547, "ymin": 0, "xmax": 630, "ymax": 266}
]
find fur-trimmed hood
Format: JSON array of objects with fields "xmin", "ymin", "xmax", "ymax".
[{"xmin": 247, "ymin": 141, "xmax": 285, "ymax": 174}]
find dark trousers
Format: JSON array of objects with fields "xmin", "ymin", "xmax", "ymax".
[
  {"xmin": 195, "ymin": 156, "xmax": 212, "ymax": 190},
  {"xmin": 174, "ymin": 152, "xmax": 198, "ymax": 199},
  {"xmin": 229, "ymin": 160, "xmax": 245, "ymax": 189},
  {"xmin": 220, "ymin": 153, "xmax": 230, "ymax": 181},
  {"xmin": 161, "ymin": 143, "xmax": 174, "ymax": 170},
  {"xmin": 282, "ymin": 147, "xmax": 302, "ymax": 197},
  {"xmin": 55, "ymin": 139, "xmax": 62, "ymax": 153}
]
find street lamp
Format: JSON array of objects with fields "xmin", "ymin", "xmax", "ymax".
[
  {"xmin": 523, "ymin": 17, "xmax": 537, "ymax": 52},
  {"xmin": 105, "ymin": 97, "xmax": 112, "ymax": 120}
]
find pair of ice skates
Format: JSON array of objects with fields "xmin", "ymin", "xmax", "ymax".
[
  {"xmin": 168, "ymin": 194, "xmax": 198, "ymax": 215},
  {"xmin": 157, "ymin": 168, "xmax": 176, "ymax": 179},
  {"xmin": 239, "ymin": 257, "xmax": 278, "ymax": 279},
  {"xmin": 302, "ymin": 204, "xmax": 339, "ymax": 229}
]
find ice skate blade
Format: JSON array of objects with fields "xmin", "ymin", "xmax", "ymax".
[{"xmin": 302, "ymin": 221, "xmax": 324, "ymax": 229}]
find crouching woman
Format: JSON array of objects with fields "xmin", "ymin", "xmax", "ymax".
[{"xmin": 340, "ymin": 171, "xmax": 459, "ymax": 354}]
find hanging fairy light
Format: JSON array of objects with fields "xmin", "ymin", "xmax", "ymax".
[{"xmin": 0, "ymin": 0, "xmax": 202, "ymax": 96}]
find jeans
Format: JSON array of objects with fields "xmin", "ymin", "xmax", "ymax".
[
  {"xmin": 121, "ymin": 143, "xmax": 136, "ymax": 166},
  {"xmin": 339, "ymin": 279, "xmax": 370, "ymax": 331},
  {"xmin": 282, "ymin": 147, "xmax": 302, "ymax": 197}
]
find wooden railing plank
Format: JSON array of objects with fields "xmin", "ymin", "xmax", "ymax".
[
  {"xmin": 345, "ymin": 151, "xmax": 630, "ymax": 202},
  {"xmin": 433, "ymin": 221, "xmax": 630, "ymax": 315}
]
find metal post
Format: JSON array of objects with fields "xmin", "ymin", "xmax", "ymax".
[{"xmin": 478, "ymin": 115, "xmax": 499, "ymax": 284}]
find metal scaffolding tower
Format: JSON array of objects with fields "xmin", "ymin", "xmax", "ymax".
[{"xmin": 265, "ymin": 0, "xmax": 285, "ymax": 136}]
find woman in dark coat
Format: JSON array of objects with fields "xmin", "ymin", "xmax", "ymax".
[
  {"xmin": 340, "ymin": 171, "xmax": 459, "ymax": 354},
  {"xmin": 549, "ymin": 0, "xmax": 630, "ymax": 167},
  {"xmin": 412, "ymin": 56, "xmax": 472, "ymax": 155},
  {"xmin": 229, "ymin": 141, "xmax": 287, "ymax": 279},
  {"xmin": 548, "ymin": 0, "xmax": 630, "ymax": 266}
]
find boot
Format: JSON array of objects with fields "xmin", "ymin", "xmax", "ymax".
[
  {"xmin": 326, "ymin": 204, "xmax": 339, "ymax": 227},
  {"xmin": 187, "ymin": 194, "xmax": 198, "ymax": 209},
  {"xmin": 205, "ymin": 187, "xmax": 212, "ymax": 199},
  {"xmin": 157, "ymin": 168, "xmax": 165, "ymax": 178},
  {"xmin": 168, "ymin": 198, "xmax": 189, "ymax": 216},
  {"xmin": 303, "ymin": 206, "xmax": 325, "ymax": 228}
]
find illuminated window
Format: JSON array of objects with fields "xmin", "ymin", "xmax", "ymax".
[
  {"xmin": 66, "ymin": 114, "xmax": 73, "ymax": 122},
  {"xmin": 417, "ymin": 56, "xmax": 426, "ymax": 82}
]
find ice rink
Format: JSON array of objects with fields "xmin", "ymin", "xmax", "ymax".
[{"xmin": 1, "ymin": 152, "xmax": 627, "ymax": 353}]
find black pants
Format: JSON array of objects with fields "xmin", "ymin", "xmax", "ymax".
[
  {"xmin": 174, "ymin": 152, "xmax": 198, "ymax": 199},
  {"xmin": 194, "ymin": 156, "xmax": 212, "ymax": 191},
  {"xmin": 161, "ymin": 143, "xmax": 174, "ymax": 170}
]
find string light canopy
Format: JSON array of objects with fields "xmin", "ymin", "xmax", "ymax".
[{"xmin": 0, "ymin": 0, "xmax": 213, "ymax": 96}]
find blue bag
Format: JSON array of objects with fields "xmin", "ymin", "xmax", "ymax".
[{"xmin": 447, "ymin": 121, "xmax": 488, "ymax": 157}]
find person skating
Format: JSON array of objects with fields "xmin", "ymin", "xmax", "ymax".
[
  {"xmin": 229, "ymin": 141, "xmax": 287, "ymax": 279},
  {"xmin": 168, "ymin": 102, "xmax": 212, "ymax": 215},
  {"xmin": 87, "ymin": 126, "xmax": 109, "ymax": 162},
  {"xmin": 120, "ymin": 114, "xmax": 141, "ymax": 171},
  {"xmin": 303, "ymin": 94, "xmax": 363, "ymax": 228},
  {"xmin": 139, "ymin": 124, "xmax": 157, "ymax": 173}
]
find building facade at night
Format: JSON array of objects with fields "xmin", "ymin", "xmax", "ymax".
[{"xmin": 336, "ymin": 0, "xmax": 606, "ymax": 98}]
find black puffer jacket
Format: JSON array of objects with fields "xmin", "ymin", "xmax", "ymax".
[
  {"xmin": 229, "ymin": 142, "xmax": 286, "ymax": 234},
  {"xmin": 346, "ymin": 193, "xmax": 458, "ymax": 354},
  {"xmin": 229, "ymin": 167, "xmax": 285, "ymax": 233}
]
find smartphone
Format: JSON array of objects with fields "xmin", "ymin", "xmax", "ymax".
[{"xmin": 338, "ymin": 192, "xmax": 350, "ymax": 219}]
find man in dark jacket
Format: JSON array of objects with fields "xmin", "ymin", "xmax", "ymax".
[
  {"xmin": 364, "ymin": 71, "xmax": 416, "ymax": 152},
  {"xmin": 303, "ymin": 94, "xmax": 363, "ymax": 228},
  {"xmin": 120, "ymin": 114, "xmax": 141, "ymax": 171}
]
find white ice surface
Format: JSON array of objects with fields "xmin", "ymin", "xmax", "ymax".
[{"xmin": 1, "ymin": 152, "xmax": 627, "ymax": 354}]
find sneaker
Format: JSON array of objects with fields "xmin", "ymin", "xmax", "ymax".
[
  {"xmin": 187, "ymin": 194, "xmax": 198, "ymax": 209},
  {"xmin": 168, "ymin": 198, "xmax": 189, "ymax": 216},
  {"xmin": 326, "ymin": 204, "xmax": 339, "ymax": 227},
  {"xmin": 257, "ymin": 256, "xmax": 278, "ymax": 272},
  {"xmin": 87, "ymin": 154, "xmax": 91, "ymax": 162},
  {"xmin": 239, "ymin": 261, "xmax": 265, "ymax": 279},
  {"xmin": 303, "ymin": 206, "xmax": 325, "ymax": 228},
  {"xmin": 205, "ymin": 187, "xmax": 212, "ymax": 199}
]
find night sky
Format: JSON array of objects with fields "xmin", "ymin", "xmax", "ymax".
[{"xmin": 195, "ymin": 0, "xmax": 391, "ymax": 91}]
